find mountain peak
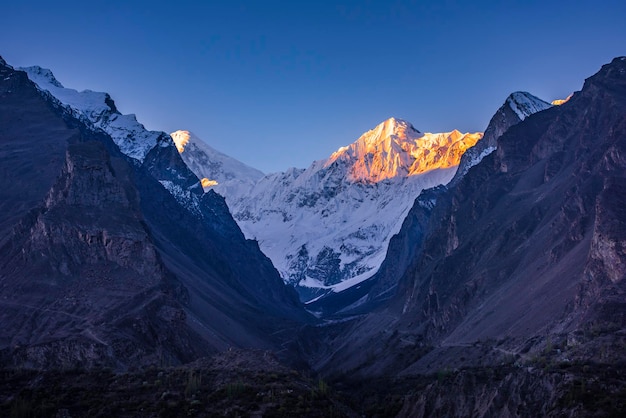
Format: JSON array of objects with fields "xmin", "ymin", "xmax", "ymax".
[
  {"xmin": 505, "ymin": 91, "xmax": 552, "ymax": 121},
  {"xmin": 327, "ymin": 118, "xmax": 481, "ymax": 183},
  {"xmin": 371, "ymin": 117, "xmax": 420, "ymax": 142},
  {"xmin": 168, "ymin": 130, "xmax": 264, "ymax": 192},
  {"xmin": 21, "ymin": 66, "xmax": 168, "ymax": 162}
]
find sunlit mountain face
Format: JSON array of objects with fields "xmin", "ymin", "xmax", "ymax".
[
  {"xmin": 325, "ymin": 117, "xmax": 482, "ymax": 183},
  {"xmin": 171, "ymin": 129, "xmax": 192, "ymax": 153}
]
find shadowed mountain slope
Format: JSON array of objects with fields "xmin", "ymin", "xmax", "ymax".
[{"xmin": 0, "ymin": 58, "xmax": 311, "ymax": 370}]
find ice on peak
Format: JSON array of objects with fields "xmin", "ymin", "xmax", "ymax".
[{"xmin": 506, "ymin": 91, "xmax": 552, "ymax": 121}]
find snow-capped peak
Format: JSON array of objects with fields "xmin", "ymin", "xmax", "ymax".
[
  {"xmin": 20, "ymin": 64, "xmax": 209, "ymax": 214},
  {"xmin": 506, "ymin": 91, "xmax": 552, "ymax": 121},
  {"xmin": 171, "ymin": 129, "xmax": 192, "ymax": 153},
  {"xmin": 326, "ymin": 117, "xmax": 481, "ymax": 183},
  {"xmin": 370, "ymin": 117, "xmax": 420, "ymax": 141},
  {"xmin": 21, "ymin": 65, "xmax": 64, "ymax": 88}
]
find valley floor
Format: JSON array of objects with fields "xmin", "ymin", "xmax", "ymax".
[{"xmin": 2, "ymin": 349, "xmax": 625, "ymax": 417}]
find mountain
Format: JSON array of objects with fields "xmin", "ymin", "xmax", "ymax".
[
  {"xmin": 21, "ymin": 66, "xmax": 162, "ymax": 163},
  {"xmin": 3, "ymin": 52, "xmax": 625, "ymax": 416},
  {"xmin": 172, "ymin": 95, "xmax": 550, "ymax": 312},
  {"xmin": 450, "ymin": 91, "xmax": 552, "ymax": 185},
  {"xmin": 308, "ymin": 57, "xmax": 626, "ymax": 387},
  {"xmin": 214, "ymin": 118, "xmax": 482, "ymax": 302},
  {"xmin": 170, "ymin": 129, "xmax": 263, "ymax": 195},
  {"xmin": 305, "ymin": 91, "xmax": 553, "ymax": 317},
  {"xmin": 20, "ymin": 66, "xmax": 202, "ymax": 211},
  {"xmin": 0, "ymin": 57, "xmax": 310, "ymax": 369}
]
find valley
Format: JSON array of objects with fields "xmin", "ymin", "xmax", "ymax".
[{"xmin": 1, "ymin": 55, "xmax": 625, "ymax": 417}]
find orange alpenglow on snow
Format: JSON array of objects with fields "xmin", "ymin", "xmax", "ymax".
[
  {"xmin": 170, "ymin": 130, "xmax": 192, "ymax": 153},
  {"xmin": 326, "ymin": 117, "xmax": 482, "ymax": 183},
  {"xmin": 551, "ymin": 94, "xmax": 573, "ymax": 106},
  {"xmin": 201, "ymin": 178, "xmax": 219, "ymax": 188}
]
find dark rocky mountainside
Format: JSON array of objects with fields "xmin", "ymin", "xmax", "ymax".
[
  {"xmin": 0, "ymin": 58, "xmax": 310, "ymax": 370},
  {"xmin": 299, "ymin": 58, "xmax": 626, "ymax": 414}
]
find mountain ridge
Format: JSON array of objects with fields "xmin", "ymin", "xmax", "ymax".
[{"xmin": 0, "ymin": 57, "xmax": 311, "ymax": 369}]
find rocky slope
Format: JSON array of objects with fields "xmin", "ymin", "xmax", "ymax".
[
  {"xmin": 0, "ymin": 57, "xmax": 310, "ymax": 369},
  {"xmin": 450, "ymin": 91, "xmax": 552, "ymax": 186}
]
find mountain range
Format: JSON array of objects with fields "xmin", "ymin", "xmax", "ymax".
[
  {"xmin": 1, "ymin": 54, "xmax": 625, "ymax": 416},
  {"xmin": 16, "ymin": 64, "xmax": 556, "ymax": 312}
]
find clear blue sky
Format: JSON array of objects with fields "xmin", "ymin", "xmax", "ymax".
[{"xmin": 2, "ymin": 1, "xmax": 625, "ymax": 173}]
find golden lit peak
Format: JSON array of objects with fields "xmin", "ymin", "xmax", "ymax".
[
  {"xmin": 326, "ymin": 118, "xmax": 482, "ymax": 183},
  {"xmin": 551, "ymin": 94, "xmax": 573, "ymax": 106},
  {"xmin": 170, "ymin": 130, "xmax": 191, "ymax": 153}
]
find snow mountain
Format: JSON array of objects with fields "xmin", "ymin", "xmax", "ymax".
[{"xmin": 206, "ymin": 118, "xmax": 482, "ymax": 301}]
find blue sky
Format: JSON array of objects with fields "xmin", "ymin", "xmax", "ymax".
[{"xmin": 2, "ymin": 1, "xmax": 625, "ymax": 172}]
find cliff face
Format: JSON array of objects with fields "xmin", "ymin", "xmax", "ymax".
[
  {"xmin": 395, "ymin": 58, "xmax": 626, "ymax": 350},
  {"xmin": 0, "ymin": 137, "xmax": 198, "ymax": 369}
]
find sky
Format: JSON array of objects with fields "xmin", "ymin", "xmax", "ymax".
[{"xmin": 1, "ymin": 1, "xmax": 625, "ymax": 173}]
